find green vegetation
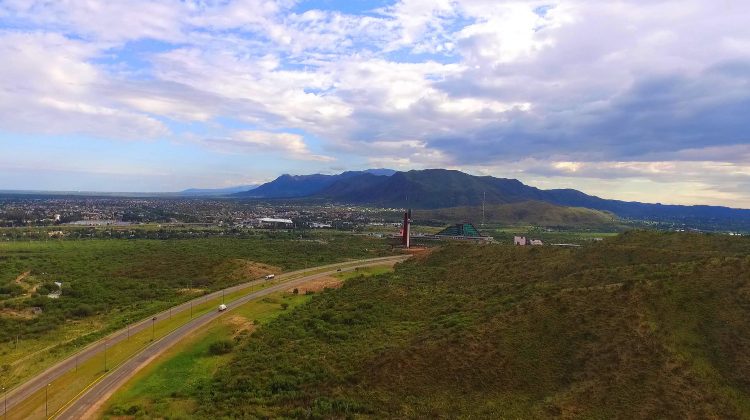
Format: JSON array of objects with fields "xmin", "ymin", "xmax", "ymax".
[
  {"xmin": 178, "ymin": 231, "xmax": 750, "ymax": 419},
  {"xmin": 100, "ymin": 265, "xmax": 396, "ymax": 418},
  {"xmin": 102, "ymin": 292, "xmax": 312, "ymax": 418},
  {"xmin": 0, "ymin": 231, "xmax": 393, "ymax": 391},
  {"xmin": 415, "ymin": 201, "xmax": 622, "ymax": 229}
]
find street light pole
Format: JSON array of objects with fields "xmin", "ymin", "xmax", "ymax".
[
  {"xmin": 45, "ymin": 383, "xmax": 50, "ymax": 418},
  {"xmin": 151, "ymin": 317, "xmax": 156, "ymax": 341},
  {"xmin": 104, "ymin": 339, "xmax": 108, "ymax": 372},
  {"xmin": 3, "ymin": 386, "xmax": 7, "ymax": 420}
]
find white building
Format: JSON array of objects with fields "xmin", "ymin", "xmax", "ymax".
[
  {"xmin": 514, "ymin": 236, "xmax": 543, "ymax": 246},
  {"xmin": 258, "ymin": 217, "xmax": 294, "ymax": 228}
]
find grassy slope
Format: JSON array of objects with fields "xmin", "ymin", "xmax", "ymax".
[
  {"xmin": 101, "ymin": 266, "xmax": 395, "ymax": 419},
  {"xmin": 196, "ymin": 231, "xmax": 750, "ymax": 419},
  {"xmin": 414, "ymin": 200, "xmax": 620, "ymax": 228},
  {"xmin": 104, "ymin": 292, "xmax": 312, "ymax": 418}
]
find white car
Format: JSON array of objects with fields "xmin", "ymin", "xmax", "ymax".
[
  {"xmin": 265, "ymin": 274, "xmax": 275, "ymax": 280},
  {"xmin": 218, "ymin": 304, "xmax": 227, "ymax": 311}
]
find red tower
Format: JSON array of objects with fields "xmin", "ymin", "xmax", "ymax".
[{"xmin": 402, "ymin": 209, "xmax": 412, "ymax": 248}]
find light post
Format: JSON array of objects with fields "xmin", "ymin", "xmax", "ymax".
[
  {"xmin": 222, "ymin": 289, "xmax": 225, "ymax": 304},
  {"xmin": 3, "ymin": 386, "xmax": 6, "ymax": 420},
  {"xmin": 151, "ymin": 317, "xmax": 156, "ymax": 341},
  {"xmin": 104, "ymin": 339, "xmax": 108, "ymax": 372},
  {"xmin": 45, "ymin": 383, "xmax": 50, "ymax": 418},
  {"xmin": 126, "ymin": 318, "xmax": 130, "ymax": 340}
]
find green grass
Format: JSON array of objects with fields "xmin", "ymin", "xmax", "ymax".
[
  {"xmin": 4, "ymin": 276, "xmax": 289, "ymax": 420},
  {"xmin": 414, "ymin": 200, "xmax": 623, "ymax": 229},
  {"xmin": 99, "ymin": 264, "xmax": 398, "ymax": 418},
  {"xmin": 180, "ymin": 231, "xmax": 750, "ymax": 419},
  {"xmin": 102, "ymin": 292, "xmax": 311, "ymax": 419},
  {"xmin": 0, "ymin": 233, "xmax": 394, "ymax": 391}
]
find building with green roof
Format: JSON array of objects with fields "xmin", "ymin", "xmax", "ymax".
[{"xmin": 433, "ymin": 223, "xmax": 492, "ymax": 242}]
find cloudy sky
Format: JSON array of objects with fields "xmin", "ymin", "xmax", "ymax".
[{"xmin": 1, "ymin": 0, "xmax": 749, "ymax": 206}]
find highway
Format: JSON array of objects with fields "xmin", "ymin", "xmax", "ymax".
[{"xmin": 0, "ymin": 255, "xmax": 408, "ymax": 419}]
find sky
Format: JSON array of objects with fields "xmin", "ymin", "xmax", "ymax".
[{"xmin": 1, "ymin": 0, "xmax": 749, "ymax": 207}]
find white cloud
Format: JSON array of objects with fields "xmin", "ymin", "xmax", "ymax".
[
  {"xmin": 0, "ymin": 31, "xmax": 168, "ymax": 140},
  {"xmin": 1, "ymin": 0, "xmax": 750, "ymax": 204},
  {"xmin": 201, "ymin": 130, "xmax": 334, "ymax": 162}
]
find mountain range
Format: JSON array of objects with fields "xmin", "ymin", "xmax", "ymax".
[
  {"xmin": 233, "ymin": 169, "xmax": 750, "ymax": 226},
  {"xmin": 234, "ymin": 169, "xmax": 395, "ymax": 198}
]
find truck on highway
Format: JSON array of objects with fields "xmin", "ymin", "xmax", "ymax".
[{"xmin": 265, "ymin": 274, "xmax": 275, "ymax": 280}]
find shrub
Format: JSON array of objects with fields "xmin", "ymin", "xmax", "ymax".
[
  {"xmin": 71, "ymin": 304, "xmax": 93, "ymax": 318},
  {"xmin": 208, "ymin": 339, "xmax": 234, "ymax": 355}
]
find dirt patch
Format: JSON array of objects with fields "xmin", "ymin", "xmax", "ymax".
[
  {"xmin": 405, "ymin": 247, "xmax": 435, "ymax": 262},
  {"xmin": 178, "ymin": 288, "xmax": 206, "ymax": 296},
  {"xmin": 224, "ymin": 260, "xmax": 282, "ymax": 281},
  {"xmin": 0, "ymin": 307, "xmax": 39, "ymax": 319},
  {"xmin": 224, "ymin": 315, "xmax": 256, "ymax": 337},
  {"xmin": 14, "ymin": 270, "xmax": 31, "ymax": 285},
  {"xmin": 288, "ymin": 276, "xmax": 343, "ymax": 294}
]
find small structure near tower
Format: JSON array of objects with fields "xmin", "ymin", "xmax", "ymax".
[
  {"xmin": 434, "ymin": 223, "xmax": 493, "ymax": 242},
  {"xmin": 514, "ymin": 236, "xmax": 543, "ymax": 246}
]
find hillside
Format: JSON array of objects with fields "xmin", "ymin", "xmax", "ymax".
[
  {"xmin": 413, "ymin": 201, "xmax": 620, "ymax": 228},
  {"xmin": 197, "ymin": 232, "xmax": 750, "ymax": 418}
]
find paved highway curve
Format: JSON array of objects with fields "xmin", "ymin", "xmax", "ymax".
[{"xmin": 0, "ymin": 255, "xmax": 408, "ymax": 419}]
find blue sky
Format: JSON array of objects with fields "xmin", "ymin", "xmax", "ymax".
[{"xmin": 1, "ymin": 0, "xmax": 749, "ymax": 207}]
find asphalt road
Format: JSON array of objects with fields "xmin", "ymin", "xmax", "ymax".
[{"xmin": 0, "ymin": 255, "xmax": 408, "ymax": 419}]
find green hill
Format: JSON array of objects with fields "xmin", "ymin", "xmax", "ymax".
[
  {"xmin": 414, "ymin": 200, "xmax": 621, "ymax": 228},
  {"xmin": 196, "ymin": 231, "xmax": 750, "ymax": 419}
]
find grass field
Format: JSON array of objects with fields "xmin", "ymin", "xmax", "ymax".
[
  {"xmin": 100, "ymin": 265, "xmax": 394, "ymax": 418},
  {"xmin": 168, "ymin": 231, "xmax": 750, "ymax": 419},
  {"xmin": 0, "ymin": 232, "xmax": 394, "ymax": 391},
  {"xmin": 102, "ymin": 291, "xmax": 312, "ymax": 419}
]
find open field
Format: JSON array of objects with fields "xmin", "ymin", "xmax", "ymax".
[
  {"xmin": 0, "ymin": 232, "xmax": 395, "ymax": 390},
  {"xmin": 98, "ymin": 265, "xmax": 396, "ymax": 418},
  {"xmin": 148, "ymin": 230, "xmax": 750, "ymax": 419}
]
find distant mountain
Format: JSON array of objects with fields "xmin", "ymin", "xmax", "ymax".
[
  {"xmin": 180, "ymin": 185, "xmax": 258, "ymax": 197},
  {"xmin": 364, "ymin": 168, "xmax": 397, "ymax": 176},
  {"xmin": 316, "ymin": 169, "xmax": 750, "ymax": 226},
  {"xmin": 230, "ymin": 168, "xmax": 750, "ymax": 226},
  {"xmin": 414, "ymin": 201, "xmax": 620, "ymax": 228},
  {"xmin": 234, "ymin": 169, "xmax": 394, "ymax": 198},
  {"xmin": 318, "ymin": 169, "xmax": 548, "ymax": 208}
]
